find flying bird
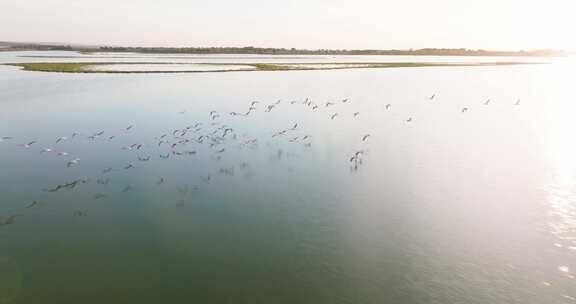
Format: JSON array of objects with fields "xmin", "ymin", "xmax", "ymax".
[
  {"xmin": 26, "ymin": 201, "xmax": 41, "ymax": 209},
  {"xmin": 67, "ymin": 158, "xmax": 80, "ymax": 167},
  {"xmin": 17, "ymin": 141, "xmax": 37, "ymax": 149}
]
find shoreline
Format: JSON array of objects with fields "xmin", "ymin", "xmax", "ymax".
[{"xmin": 3, "ymin": 61, "xmax": 544, "ymax": 74}]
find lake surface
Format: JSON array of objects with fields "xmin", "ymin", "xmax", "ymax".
[{"xmin": 1, "ymin": 51, "xmax": 575, "ymax": 303}]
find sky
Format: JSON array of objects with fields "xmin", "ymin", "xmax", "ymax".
[{"xmin": 1, "ymin": 0, "xmax": 575, "ymax": 50}]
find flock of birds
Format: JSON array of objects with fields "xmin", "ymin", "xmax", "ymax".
[{"xmin": 0, "ymin": 94, "xmax": 524, "ymax": 227}]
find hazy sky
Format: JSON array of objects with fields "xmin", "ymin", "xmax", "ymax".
[{"xmin": 1, "ymin": 0, "xmax": 575, "ymax": 50}]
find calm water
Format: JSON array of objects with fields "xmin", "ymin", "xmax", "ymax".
[{"xmin": 1, "ymin": 52, "xmax": 575, "ymax": 303}]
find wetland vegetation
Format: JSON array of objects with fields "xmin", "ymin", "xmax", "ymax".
[{"xmin": 5, "ymin": 61, "xmax": 542, "ymax": 74}]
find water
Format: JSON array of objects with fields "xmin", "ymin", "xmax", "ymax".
[{"xmin": 1, "ymin": 52, "xmax": 575, "ymax": 303}]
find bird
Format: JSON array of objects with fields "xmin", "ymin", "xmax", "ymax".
[
  {"xmin": 124, "ymin": 163, "xmax": 135, "ymax": 170},
  {"xmin": 201, "ymin": 175, "xmax": 211, "ymax": 184},
  {"xmin": 121, "ymin": 185, "xmax": 133, "ymax": 193},
  {"xmin": 126, "ymin": 125, "xmax": 134, "ymax": 131},
  {"xmin": 342, "ymin": 98, "xmax": 349, "ymax": 103},
  {"xmin": 40, "ymin": 148, "xmax": 53, "ymax": 153},
  {"xmin": 515, "ymin": 99, "xmax": 521, "ymax": 105},
  {"xmin": 156, "ymin": 177, "xmax": 165, "ymax": 185},
  {"xmin": 385, "ymin": 104, "xmax": 392, "ymax": 110},
  {"xmin": 102, "ymin": 168, "xmax": 113, "ymax": 174},
  {"xmin": 290, "ymin": 123, "xmax": 298, "ymax": 130},
  {"xmin": 272, "ymin": 130, "xmax": 288, "ymax": 138},
  {"xmin": 73, "ymin": 210, "xmax": 87, "ymax": 217},
  {"xmin": 362, "ymin": 134, "xmax": 371, "ymax": 141},
  {"xmin": 97, "ymin": 178, "xmax": 110, "ymax": 185},
  {"xmin": 325, "ymin": 102, "xmax": 335, "ymax": 107},
  {"xmin": 94, "ymin": 193, "xmax": 107, "ymax": 200},
  {"xmin": 353, "ymin": 112, "xmax": 360, "ymax": 118},
  {"xmin": 26, "ymin": 201, "xmax": 41, "ymax": 208},
  {"xmin": 461, "ymin": 107, "xmax": 469, "ymax": 113},
  {"xmin": 17, "ymin": 141, "xmax": 37, "ymax": 148},
  {"xmin": 265, "ymin": 105, "xmax": 275, "ymax": 112},
  {"xmin": 406, "ymin": 117, "xmax": 413, "ymax": 122},
  {"xmin": 0, "ymin": 136, "xmax": 13, "ymax": 142},
  {"xmin": 349, "ymin": 151, "xmax": 364, "ymax": 167},
  {"xmin": 429, "ymin": 94, "xmax": 436, "ymax": 100},
  {"xmin": 330, "ymin": 113, "xmax": 338, "ymax": 120},
  {"xmin": 484, "ymin": 99, "xmax": 491, "ymax": 105},
  {"xmin": 56, "ymin": 137, "xmax": 68, "ymax": 144},
  {"xmin": 57, "ymin": 151, "xmax": 69, "ymax": 156},
  {"xmin": 67, "ymin": 158, "xmax": 80, "ymax": 167},
  {"xmin": 222, "ymin": 128, "xmax": 234, "ymax": 137}
]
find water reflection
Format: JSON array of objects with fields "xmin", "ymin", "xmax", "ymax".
[{"xmin": 1, "ymin": 51, "xmax": 576, "ymax": 303}]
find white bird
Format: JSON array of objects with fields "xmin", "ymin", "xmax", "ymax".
[
  {"xmin": 67, "ymin": 158, "xmax": 80, "ymax": 167},
  {"xmin": 17, "ymin": 141, "xmax": 37, "ymax": 148},
  {"xmin": 56, "ymin": 136, "xmax": 68, "ymax": 144}
]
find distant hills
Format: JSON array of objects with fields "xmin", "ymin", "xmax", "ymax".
[{"xmin": 0, "ymin": 41, "xmax": 571, "ymax": 57}]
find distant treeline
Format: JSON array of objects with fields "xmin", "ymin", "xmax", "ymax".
[
  {"xmin": 0, "ymin": 42, "xmax": 570, "ymax": 56},
  {"xmin": 98, "ymin": 46, "xmax": 569, "ymax": 57}
]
